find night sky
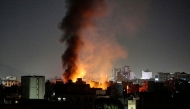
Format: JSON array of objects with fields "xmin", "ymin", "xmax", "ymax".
[{"xmin": 0, "ymin": 0, "xmax": 190, "ymax": 79}]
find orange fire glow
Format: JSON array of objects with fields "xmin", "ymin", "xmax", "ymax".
[
  {"xmin": 61, "ymin": 0, "xmax": 133, "ymax": 89},
  {"xmin": 69, "ymin": 65, "xmax": 109, "ymax": 90},
  {"xmin": 86, "ymin": 81, "xmax": 108, "ymax": 90},
  {"xmin": 69, "ymin": 63, "xmax": 86, "ymax": 82}
]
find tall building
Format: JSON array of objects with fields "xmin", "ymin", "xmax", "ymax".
[
  {"xmin": 110, "ymin": 66, "xmax": 135, "ymax": 82},
  {"xmin": 129, "ymin": 72, "xmax": 135, "ymax": 80},
  {"xmin": 21, "ymin": 75, "xmax": 45, "ymax": 99},
  {"xmin": 121, "ymin": 66, "xmax": 131, "ymax": 79},
  {"xmin": 110, "ymin": 68, "xmax": 121, "ymax": 81}
]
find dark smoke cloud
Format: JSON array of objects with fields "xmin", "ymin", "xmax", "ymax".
[{"xmin": 59, "ymin": 0, "xmax": 106, "ymax": 82}]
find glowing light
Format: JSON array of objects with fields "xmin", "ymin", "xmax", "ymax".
[
  {"xmin": 58, "ymin": 97, "xmax": 61, "ymax": 101},
  {"xmin": 15, "ymin": 101, "xmax": 18, "ymax": 104},
  {"xmin": 70, "ymin": 65, "xmax": 86, "ymax": 82},
  {"xmin": 69, "ymin": 62, "xmax": 109, "ymax": 90},
  {"xmin": 63, "ymin": 97, "xmax": 66, "ymax": 101},
  {"xmin": 87, "ymin": 81, "xmax": 107, "ymax": 90}
]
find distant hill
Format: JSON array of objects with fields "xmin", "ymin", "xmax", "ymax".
[{"xmin": 0, "ymin": 63, "xmax": 25, "ymax": 78}]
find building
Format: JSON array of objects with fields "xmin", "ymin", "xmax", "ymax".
[
  {"xmin": 110, "ymin": 66, "xmax": 135, "ymax": 82},
  {"xmin": 110, "ymin": 68, "xmax": 122, "ymax": 82},
  {"xmin": 129, "ymin": 72, "xmax": 135, "ymax": 80},
  {"xmin": 21, "ymin": 76, "xmax": 45, "ymax": 99},
  {"xmin": 0, "ymin": 78, "xmax": 2, "ymax": 85},
  {"xmin": 175, "ymin": 72, "xmax": 190, "ymax": 81},
  {"xmin": 0, "ymin": 85, "xmax": 4, "ymax": 104},
  {"xmin": 141, "ymin": 69, "xmax": 152, "ymax": 79},
  {"xmin": 46, "ymin": 78, "xmax": 100, "ymax": 109},
  {"xmin": 1, "ymin": 76, "xmax": 21, "ymax": 87},
  {"xmin": 157, "ymin": 72, "xmax": 171, "ymax": 81},
  {"xmin": 121, "ymin": 66, "xmax": 132, "ymax": 80},
  {"xmin": 157, "ymin": 72, "xmax": 190, "ymax": 82},
  {"xmin": 128, "ymin": 100, "xmax": 138, "ymax": 109}
]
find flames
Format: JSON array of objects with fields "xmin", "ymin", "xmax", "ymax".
[
  {"xmin": 87, "ymin": 81, "xmax": 108, "ymax": 90},
  {"xmin": 68, "ymin": 63, "xmax": 86, "ymax": 82},
  {"xmin": 58, "ymin": 0, "xmax": 150, "ymax": 89},
  {"xmin": 59, "ymin": 0, "xmax": 127, "ymax": 89},
  {"xmin": 69, "ymin": 61, "xmax": 109, "ymax": 90},
  {"xmin": 59, "ymin": 0, "xmax": 108, "ymax": 83}
]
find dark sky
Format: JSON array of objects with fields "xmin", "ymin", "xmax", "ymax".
[{"xmin": 0, "ymin": 0, "xmax": 190, "ymax": 79}]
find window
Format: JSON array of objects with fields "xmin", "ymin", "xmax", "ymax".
[
  {"xmin": 63, "ymin": 98, "xmax": 66, "ymax": 101},
  {"xmin": 58, "ymin": 97, "xmax": 61, "ymax": 101}
]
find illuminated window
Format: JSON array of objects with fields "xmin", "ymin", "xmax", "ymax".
[
  {"xmin": 63, "ymin": 97, "xmax": 66, "ymax": 101},
  {"xmin": 58, "ymin": 97, "xmax": 61, "ymax": 101},
  {"xmin": 15, "ymin": 101, "xmax": 18, "ymax": 104}
]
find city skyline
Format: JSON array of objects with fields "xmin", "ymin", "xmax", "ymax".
[{"xmin": 0, "ymin": 0, "xmax": 190, "ymax": 79}]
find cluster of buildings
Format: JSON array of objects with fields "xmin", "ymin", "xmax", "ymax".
[
  {"xmin": 0, "ymin": 66, "xmax": 190, "ymax": 109},
  {"xmin": 110, "ymin": 66, "xmax": 135, "ymax": 81},
  {"xmin": 109, "ymin": 66, "xmax": 153, "ymax": 82},
  {"xmin": 0, "ymin": 76, "xmax": 21, "ymax": 87},
  {"xmin": 110, "ymin": 66, "xmax": 190, "ymax": 83}
]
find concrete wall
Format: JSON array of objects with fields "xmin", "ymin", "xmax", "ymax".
[{"xmin": 21, "ymin": 76, "xmax": 45, "ymax": 99}]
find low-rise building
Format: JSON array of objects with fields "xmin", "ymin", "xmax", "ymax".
[
  {"xmin": 1, "ymin": 76, "xmax": 21, "ymax": 87},
  {"xmin": 175, "ymin": 72, "xmax": 190, "ymax": 81},
  {"xmin": 142, "ymin": 69, "xmax": 152, "ymax": 79},
  {"xmin": 157, "ymin": 72, "xmax": 170, "ymax": 81}
]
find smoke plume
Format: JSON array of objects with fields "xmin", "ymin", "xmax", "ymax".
[
  {"xmin": 59, "ymin": 0, "xmax": 149, "ymax": 85},
  {"xmin": 59, "ymin": 0, "xmax": 106, "ymax": 82}
]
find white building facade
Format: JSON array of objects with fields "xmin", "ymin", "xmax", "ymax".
[
  {"xmin": 141, "ymin": 69, "xmax": 152, "ymax": 79},
  {"xmin": 21, "ymin": 76, "xmax": 45, "ymax": 99}
]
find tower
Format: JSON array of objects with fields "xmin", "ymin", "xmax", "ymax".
[{"xmin": 21, "ymin": 75, "xmax": 45, "ymax": 99}]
